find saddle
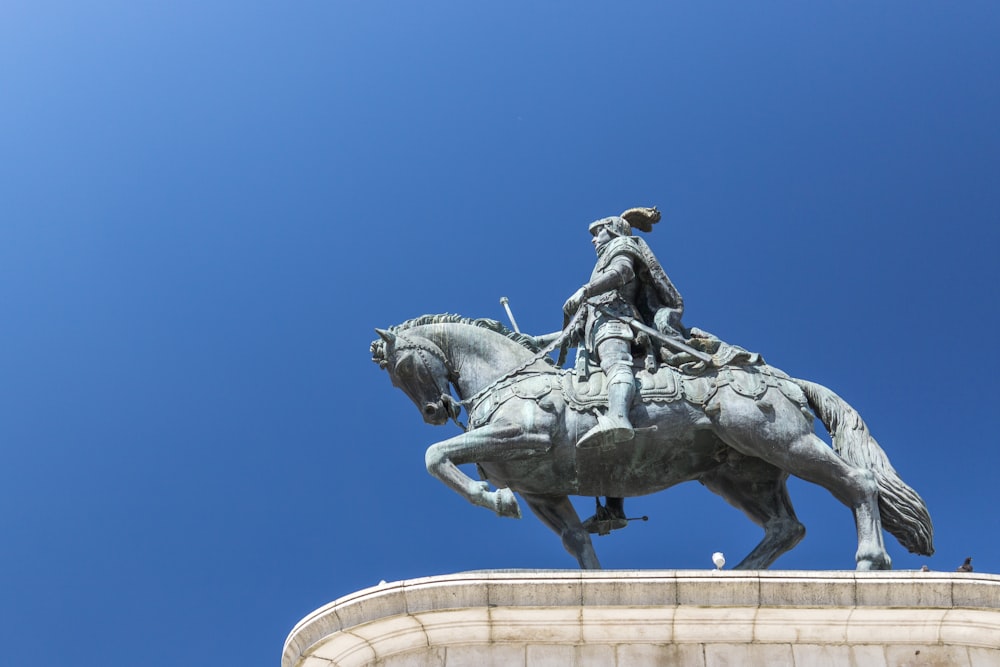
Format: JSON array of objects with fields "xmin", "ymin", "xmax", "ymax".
[
  {"xmin": 563, "ymin": 357, "xmax": 808, "ymax": 414},
  {"xmin": 466, "ymin": 347, "xmax": 807, "ymax": 429}
]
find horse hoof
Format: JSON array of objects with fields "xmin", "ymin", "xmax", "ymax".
[
  {"xmin": 494, "ymin": 488, "xmax": 521, "ymax": 518},
  {"xmin": 856, "ymin": 556, "xmax": 892, "ymax": 571}
]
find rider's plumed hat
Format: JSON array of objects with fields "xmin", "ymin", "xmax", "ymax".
[{"xmin": 588, "ymin": 206, "xmax": 661, "ymax": 236}]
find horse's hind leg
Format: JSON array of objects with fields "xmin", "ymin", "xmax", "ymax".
[
  {"xmin": 777, "ymin": 433, "xmax": 889, "ymax": 570},
  {"xmin": 709, "ymin": 389, "xmax": 891, "ymax": 570},
  {"xmin": 521, "ymin": 493, "xmax": 601, "ymax": 569},
  {"xmin": 700, "ymin": 460, "xmax": 805, "ymax": 569}
]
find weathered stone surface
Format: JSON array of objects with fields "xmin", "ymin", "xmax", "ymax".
[
  {"xmin": 442, "ymin": 644, "xmax": 525, "ymax": 667},
  {"xmin": 752, "ymin": 607, "xmax": 852, "ymax": 644},
  {"xmin": 403, "ymin": 574, "xmax": 490, "ymax": 614},
  {"xmin": 580, "ymin": 570, "xmax": 676, "ymax": 607},
  {"xmin": 615, "ymin": 643, "xmax": 705, "ymax": 667},
  {"xmin": 418, "ymin": 609, "xmax": 491, "ymax": 648},
  {"xmin": 284, "ymin": 570, "xmax": 1000, "ymax": 667},
  {"xmin": 759, "ymin": 571, "xmax": 857, "ymax": 607},
  {"xmin": 379, "ymin": 648, "xmax": 446, "ymax": 667}
]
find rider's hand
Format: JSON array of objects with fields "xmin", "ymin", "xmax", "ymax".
[{"xmin": 563, "ymin": 287, "xmax": 587, "ymax": 316}]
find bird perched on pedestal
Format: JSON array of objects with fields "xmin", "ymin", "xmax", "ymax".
[
  {"xmin": 712, "ymin": 552, "xmax": 725, "ymax": 570},
  {"xmin": 957, "ymin": 557, "xmax": 973, "ymax": 572}
]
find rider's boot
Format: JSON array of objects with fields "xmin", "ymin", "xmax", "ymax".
[
  {"xmin": 582, "ymin": 496, "xmax": 629, "ymax": 535},
  {"xmin": 578, "ymin": 366, "xmax": 636, "ymax": 449},
  {"xmin": 603, "ymin": 496, "xmax": 627, "ymax": 528}
]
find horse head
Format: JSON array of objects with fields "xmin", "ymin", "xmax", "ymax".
[{"xmin": 372, "ymin": 328, "xmax": 463, "ymax": 426}]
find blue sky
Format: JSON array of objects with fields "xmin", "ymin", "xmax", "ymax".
[{"xmin": 2, "ymin": 2, "xmax": 999, "ymax": 665}]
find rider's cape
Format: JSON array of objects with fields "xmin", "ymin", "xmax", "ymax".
[{"xmin": 590, "ymin": 235, "xmax": 761, "ymax": 370}]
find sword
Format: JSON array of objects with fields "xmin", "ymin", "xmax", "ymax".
[
  {"xmin": 590, "ymin": 301, "xmax": 713, "ymax": 364},
  {"xmin": 499, "ymin": 296, "xmax": 521, "ymax": 333}
]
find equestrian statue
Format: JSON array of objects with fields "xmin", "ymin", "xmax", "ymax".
[{"xmin": 371, "ymin": 207, "xmax": 933, "ymax": 570}]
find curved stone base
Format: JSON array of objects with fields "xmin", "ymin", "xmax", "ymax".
[{"xmin": 283, "ymin": 570, "xmax": 1000, "ymax": 667}]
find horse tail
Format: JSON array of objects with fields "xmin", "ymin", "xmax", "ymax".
[{"xmin": 794, "ymin": 378, "xmax": 934, "ymax": 556}]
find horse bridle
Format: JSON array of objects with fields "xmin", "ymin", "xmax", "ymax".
[
  {"xmin": 389, "ymin": 308, "xmax": 586, "ymax": 433},
  {"xmin": 391, "ymin": 334, "xmax": 466, "ymax": 429}
]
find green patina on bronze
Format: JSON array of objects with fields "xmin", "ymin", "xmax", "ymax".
[{"xmin": 372, "ymin": 208, "xmax": 934, "ymax": 570}]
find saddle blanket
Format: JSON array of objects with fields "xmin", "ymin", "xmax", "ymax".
[
  {"xmin": 466, "ymin": 362, "xmax": 809, "ymax": 429},
  {"xmin": 563, "ymin": 362, "xmax": 808, "ymax": 413}
]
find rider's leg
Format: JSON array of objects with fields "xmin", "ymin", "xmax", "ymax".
[
  {"xmin": 582, "ymin": 496, "xmax": 628, "ymax": 535},
  {"xmin": 606, "ymin": 362, "xmax": 636, "ymax": 432},
  {"xmin": 582, "ymin": 339, "xmax": 636, "ymax": 446},
  {"xmin": 578, "ymin": 340, "xmax": 636, "ymax": 448},
  {"xmin": 605, "ymin": 496, "xmax": 625, "ymax": 519}
]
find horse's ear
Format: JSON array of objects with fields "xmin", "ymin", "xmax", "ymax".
[{"xmin": 375, "ymin": 328, "xmax": 396, "ymax": 345}]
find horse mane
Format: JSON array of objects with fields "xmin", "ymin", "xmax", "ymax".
[{"xmin": 370, "ymin": 313, "xmax": 552, "ymax": 367}]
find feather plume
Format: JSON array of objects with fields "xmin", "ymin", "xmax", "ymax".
[{"xmin": 620, "ymin": 206, "xmax": 661, "ymax": 233}]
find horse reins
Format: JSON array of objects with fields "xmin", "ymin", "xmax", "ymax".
[{"xmin": 459, "ymin": 305, "xmax": 587, "ymax": 417}]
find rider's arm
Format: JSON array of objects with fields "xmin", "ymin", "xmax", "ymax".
[
  {"xmin": 530, "ymin": 331, "xmax": 563, "ymax": 347},
  {"xmin": 563, "ymin": 254, "xmax": 636, "ymax": 316},
  {"xmin": 582, "ymin": 254, "xmax": 635, "ymax": 298}
]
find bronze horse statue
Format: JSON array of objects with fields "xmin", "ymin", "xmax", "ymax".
[{"xmin": 371, "ymin": 314, "xmax": 933, "ymax": 570}]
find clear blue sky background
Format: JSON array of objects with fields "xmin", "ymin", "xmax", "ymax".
[{"xmin": 2, "ymin": 3, "xmax": 998, "ymax": 666}]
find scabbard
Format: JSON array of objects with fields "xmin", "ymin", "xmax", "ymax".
[{"xmin": 591, "ymin": 302, "xmax": 713, "ymax": 364}]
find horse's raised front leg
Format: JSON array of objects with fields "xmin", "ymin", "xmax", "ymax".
[
  {"xmin": 424, "ymin": 421, "xmax": 550, "ymax": 519},
  {"xmin": 699, "ymin": 460, "xmax": 805, "ymax": 569},
  {"xmin": 521, "ymin": 493, "xmax": 601, "ymax": 569}
]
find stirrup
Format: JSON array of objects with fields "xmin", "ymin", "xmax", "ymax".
[
  {"xmin": 581, "ymin": 498, "xmax": 628, "ymax": 535},
  {"xmin": 578, "ymin": 414, "xmax": 634, "ymax": 450},
  {"xmin": 582, "ymin": 514, "xmax": 629, "ymax": 536}
]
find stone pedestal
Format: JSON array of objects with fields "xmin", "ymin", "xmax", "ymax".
[{"xmin": 283, "ymin": 570, "xmax": 1000, "ymax": 666}]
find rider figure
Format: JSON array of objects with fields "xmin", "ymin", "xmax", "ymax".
[
  {"xmin": 562, "ymin": 209, "xmax": 686, "ymax": 450},
  {"xmin": 563, "ymin": 208, "xmax": 689, "ymax": 534}
]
